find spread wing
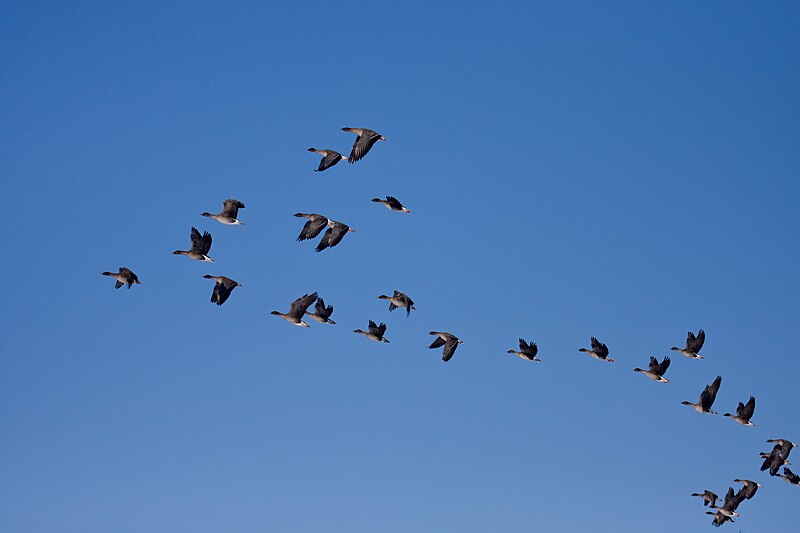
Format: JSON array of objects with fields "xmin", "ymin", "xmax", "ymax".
[
  {"xmin": 648, "ymin": 356, "xmax": 659, "ymax": 371},
  {"xmin": 288, "ymin": 292, "xmax": 318, "ymax": 319},
  {"xmin": 190, "ymin": 227, "xmax": 212, "ymax": 254},
  {"xmin": 385, "ymin": 196, "xmax": 403, "ymax": 210},
  {"xmin": 221, "ymin": 199, "xmax": 244, "ymax": 218},
  {"xmin": 316, "ymin": 221, "xmax": 350, "ymax": 252},
  {"xmin": 211, "ymin": 279, "xmax": 236, "ymax": 305},
  {"xmin": 701, "ymin": 375, "xmax": 722, "ymax": 410},
  {"xmin": 348, "ymin": 129, "xmax": 381, "ymax": 163},
  {"xmin": 298, "ymin": 216, "xmax": 328, "ymax": 241},
  {"xmin": 738, "ymin": 396, "xmax": 755, "ymax": 419},
  {"xmin": 688, "ymin": 329, "xmax": 705, "ymax": 352},
  {"xmin": 442, "ymin": 338, "xmax": 459, "ymax": 362},
  {"xmin": 653, "ymin": 356, "xmax": 671, "ymax": 376},
  {"xmin": 318, "ymin": 150, "xmax": 344, "ymax": 171},
  {"xmin": 591, "ymin": 337, "xmax": 609, "ymax": 357},
  {"xmin": 429, "ymin": 337, "xmax": 446, "ymax": 349},
  {"xmin": 369, "ymin": 322, "xmax": 387, "ymax": 337},
  {"xmin": 315, "ymin": 298, "xmax": 333, "ymax": 319}
]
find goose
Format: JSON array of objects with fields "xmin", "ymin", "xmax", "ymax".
[
  {"xmin": 371, "ymin": 196, "xmax": 410, "ymax": 213},
  {"xmin": 294, "ymin": 213, "xmax": 329, "ymax": 241},
  {"xmin": 706, "ymin": 509, "xmax": 734, "ymax": 528},
  {"xmin": 507, "ymin": 339, "xmax": 540, "ymax": 362},
  {"xmin": 671, "ymin": 329, "xmax": 705, "ymax": 359},
  {"xmin": 315, "ymin": 219, "xmax": 354, "ymax": 253},
  {"xmin": 779, "ymin": 467, "xmax": 800, "ymax": 485},
  {"xmin": 173, "ymin": 227, "xmax": 213, "ymax": 262},
  {"xmin": 101, "ymin": 267, "xmax": 141, "ymax": 289},
  {"xmin": 201, "ymin": 199, "xmax": 245, "ymax": 225},
  {"xmin": 714, "ymin": 487, "xmax": 743, "ymax": 518},
  {"xmin": 342, "ymin": 127, "xmax": 387, "ymax": 163},
  {"xmin": 203, "ymin": 275, "xmax": 241, "ymax": 306},
  {"xmin": 353, "ymin": 320, "xmax": 389, "ymax": 343},
  {"xmin": 733, "ymin": 479, "xmax": 762, "ymax": 501},
  {"xmin": 305, "ymin": 297, "xmax": 336, "ymax": 324},
  {"xmin": 759, "ymin": 451, "xmax": 791, "ymax": 466},
  {"xmin": 681, "ymin": 375, "xmax": 722, "ymax": 414},
  {"xmin": 377, "ymin": 290, "xmax": 415, "ymax": 317},
  {"xmin": 761, "ymin": 440, "xmax": 797, "ymax": 476},
  {"xmin": 723, "ymin": 396, "xmax": 756, "ymax": 427},
  {"xmin": 270, "ymin": 292, "xmax": 318, "ymax": 327},
  {"xmin": 633, "ymin": 356, "xmax": 670, "ymax": 382},
  {"xmin": 307, "ymin": 148, "xmax": 346, "ymax": 172},
  {"xmin": 578, "ymin": 337, "xmax": 614, "ymax": 362},
  {"xmin": 429, "ymin": 331, "xmax": 463, "ymax": 362},
  {"xmin": 691, "ymin": 490, "xmax": 719, "ymax": 508}
]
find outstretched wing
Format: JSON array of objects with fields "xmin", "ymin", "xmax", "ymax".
[
  {"xmin": 385, "ymin": 196, "xmax": 403, "ymax": 210},
  {"xmin": 288, "ymin": 292, "xmax": 318, "ymax": 319},
  {"xmin": 190, "ymin": 227, "xmax": 212, "ymax": 255},
  {"xmin": 348, "ymin": 129, "xmax": 381, "ymax": 163},
  {"xmin": 591, "ymin": 337, "xmax": 609, "ymax": 357},
  {"xmin": 298, "ymin": 216, "xmax": 328, "ymax": 241},
  {"xmin": 688, "ymin": 329, "xmax": 705, "ymax": 353},
  {"xmin": 738, "ymin": 396, "xmax": 755, "ymax": 420},
  {"xmin": 429, "ymin": 337, "xmax": 446, "ymax": 349},
  {"xmin": 442, "ymin": 338, "xmax": 459, "ymax": 362},
  {"xmin": 221, "ymin": 199, "xmax": 244, "ymax": 218},
  {"xmin": 653, "ymin": 356, "xmax": 671, "ymax": 376},
  {"xmin": 319, "ymin": 150, "xmax": 343, "ymax": 171}
]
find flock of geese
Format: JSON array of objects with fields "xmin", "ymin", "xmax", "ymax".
[{"xmin": 101, "ymin": 126, "xmax": 796, "ymax": 528}]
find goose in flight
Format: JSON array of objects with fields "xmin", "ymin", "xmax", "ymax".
[
  {"xmin": 371, "ymin": 196, "xmax": 411, "ymax": 213},
  {"xmin": 578, "ymin": 337, "xmax": 614, "ymax": 362},
  {"xmin": 706, "ymin": 509, "xmax": 735, "ymax": 528},
  {"xmin": 779, "ymin": 467, "xmax": 800, "ymax": 485},
  {"xmin": 315, "ymin": 219, "xmax": 354, "ymax": 253},
  {"xmin": 429, "ymin": 331, "xmax": 463, "ymax": 362},
  {"xmin": 202, "ymin": 199, "xmax": 245, "ymax": 225},
  {"xmin": 307, "ymin": 148, "xmax": 346, "ymax": 172},
  {"xmin": 173, "ymin": 227, "xmax": 214, "ymax": 262},
  {"xmin": 714, "ymin": 487, "xmax": 744, "ymax": 518},
  {"xmin": 102, "ymin": 267, "xmax": 141, "ymax": 289},
  {"xmin": 294, "ymin": 213, "xmax": 329, "ymax": 241},
  {"xmin": 342, "ymin": 127, "xmax": 387, "ymax": 163},
  {"xmin": 760, "ymin": 451, "xmax": 791, "ymax": 466},
  {"xmin": 733, "ymin": 479, "xmax": 762, "ymax": 501},
  {"xmin": 203, "ymin": 275, "xmax": 241, "ymax": 306},
  {"xmin": 633, "ymin": 356, "xmax": 670, "ymax": 382},
  {"xmin": 507, "ymin": 339, "xmax": 540, "ymax": 362},
  {"xmin": 681, "ymin": 375, "xmax": 722, "ymax": 414},
  {"xmin": 724, "ymin": 396, "xmax": 756, "ymax": 427},
  {"xmin": 305, "ymin": 297, "xmax": 336, "ymax": 324},
  {"xmin": 377, "ymin": 290, "xmax": 415, "ymax": 316},
  {"xmin": 354, "ymin": 320, "xmax": 389, "ymax": 343},
  {"xmin": 761, "ymin": 439, "xmax": 797, "ymax": 476},
  {"xmin": 270, "ymin": 292, "xmax": 318, "ymax": 327},
  {"xmin": 671, "ymin": 329, "xmax": 705, "ymax": 359},
  {"xmin": 691, "ymin": 489, "xmax": 719, "ymax": 508}
]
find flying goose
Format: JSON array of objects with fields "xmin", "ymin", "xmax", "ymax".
[
  {"xmin": 294, "ymin": 213, "xmax": 329, "ymax": 241},
  {"xmin": 371, "ymin": 196, "xmax": 410, "ymax": 213},
  {"xmin": 305, "ymin": 297, "xmax": 336, "ymax": 324},
  {"xmin": 691, "ymin": 490, "xmax": 719, "ymax": 508},
  {"xmin": 733, "ymin": 479, "xmax": 762, "ymax": 501},
  {"xmin": 377, "ymin": 290, "xmax": 415, "ymax": 317},
  {"xmin": 101, "ymin": 267, "xmax": 141, "ymax": 289},
  {"xmin": 307, "ymin": 148, "xmax": 346, "ymax": 172},
  {"xmin": 706, "ymin": 509, "xmax": 735, "ymax": 528},
  {"xmin": 779, "ymin": 467, "xmax": 800, "ymax": 485},
  {"xmin": 633, "ymin": 356, "xmax": 670, "ymax": 382},
  {"xmin": 429, "ymin": 331, "xmax": 463, "ymax": 362},
  {"xmin": 507, "ymin": 339, "xmax": 540, "ymax": 362},
  {"xmin": 681, "ymin": 375, "xmax": 722, "ymax": 414},
  {"xmin": 353, "ymin": 320, "xmax": 389, "ymax": 343},
  {"xmin": 203, "ymin": 275, "xmax": 241, "ymax": 306},
  {"xmin": 202, "ymin": 199, "xmax": 245, "ymax": 225},
  {"xmin": 578, "ymin": 337, "xmax": 614, "ymax": 362},
  {"xmin": 342, "ymin": 127, "xmax": 387, "ymax": 163},
  {"xmin": 315, "ymin": 219, "xmax": 354, "ymax": 253},
  {"xmin": 671, "ymin": 329, "xmax": 705, "ymax": 359},
  {"xmin": 723, "ymin": 396, "xmax": 756, "ymax": 427},
  {"xmin": 761, "ymin": 439, "xmax": 797, "ymax": 476},
  {"xmin": 714, "ymin": 487, "xmax": 744, "ymax": 518},
  {"xmin": 759, "ymin": 451, "xmax": 791, "ymax": 466},
  {"xmin": 173, "ymin": 227, "xmax": 214, "ymax": 262},
  {"xmin": 270, "ymin": 292, "xmax": 318, "ymax": 327}
]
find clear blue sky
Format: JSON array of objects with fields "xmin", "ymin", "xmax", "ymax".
[{"xmin": 2, "ymin": 2, "xmax": 798, "ymax": 531}]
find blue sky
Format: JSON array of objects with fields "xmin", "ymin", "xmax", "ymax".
[{"xmin": 1, "ymin": 1, "xmax": 799, "ymax": 531}]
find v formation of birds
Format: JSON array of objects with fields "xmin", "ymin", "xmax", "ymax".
[{"xmin": 101, "ymin": 126, "xmax": 796, "ymax": 528}]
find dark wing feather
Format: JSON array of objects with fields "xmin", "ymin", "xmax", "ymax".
[
  {"xmin": 190, "ymin": 227, "xmax": 212, "ymax": 254},
  {"xmin": 211, "ymin": 281, "xmax": 233, "ymax": 305},
  {"xmin": 376, "ymin": 322, "xmax": 387, "ymax": 337},
  {"xmin": 653, "ymin": 356, "xmax": 671, "ymax": 376},
  {"xmin": 114, "ymin": 280, "xmax": 123, "ymax": 289},
  {"xmin": 688, "ymin": 329, "xmax": 705, "ymax": 353},
  {"xmin": 442, "ymin": 338, "xmax": 459, "ymax": 362},
  {"xmin": 318, "ymin": 150, "xmax": 343, "ymax": 171},
  {"xmin": 385, "ymin": 196, "xmax": 403, "ymax": 210},
  {"xmin": 429, "ymin": 337, "xmax": 446, "ymax": 349},
  {"xmin": 648, "ymin": 356, "xmax": 659, "ymax": 371},
  {"xmin": 288, "ymin": 292, "xmax": 318, "ymax": 319},
  {"xmin": 326, "ymin": 222, "xmax": 350, "ymax": 248},
  {"xmin": 315, "ymin": 298, "xmax": 333, "ymax": 319},
  {"xmin": 298, "ymin": 217, "xmax": 328, "ymax": 241},
  {"xmin": 739, "ymin": 396, "xmax": 755, "ymax": 419},
  {"xmin": 221, "ymin": 199, "xmax": 244, "ymax": 218},
  {"xmin": 315, "ymin": 227, "xmax": 334, "ymax": 252},
  {"xmin": 591, "ymin": 337, "xmax": 609, "ymax": 357},
  {"xmin": 348, "ymin": 130, "xmax": 381, "ymax": 163},
  {"xmin": 706, "ymin": 375, "xmax": 722, "ymax": 405}
]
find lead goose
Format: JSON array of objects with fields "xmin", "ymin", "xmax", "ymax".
[
  {"xmin": 307, "ymin": 148, "xmax": 346, "ymax": 172},
  {"xmin": 371, "ymin": 196, "xmax": 410, "ymax": 213},
  {"xmin": 270, "ymin": 292, "xmax": 318, "ymax": 327},
  {"xmin": 342, "ymin": 127, "xmax": 387, "ymax": 163},
  {"xmin": 507, "ymin": 338, "xmax": 540, "ymax": 362},
  {"xmin": 723, "ymin": 396, "xmax": 756, "ymax": 427},
  {"xmin": 633, "ymin": 356, "xmax": 670, "ymax": 382},
  {"xmin": 429, "ymin": 331, "xmax": 463, "ymax": 362},
  {"xmin": 578, "ymin": 337, "xmax": 614, "ymax": 362},
  {"xmin": 173, "ymin": 227, "xmax": 213, "ymax": 262},
  {"xmin": 202, "ymin": 199, "xmax": 245, "ymax": 225},
  {"xmin": 671, "ymin": 329, "xmax": 705, "ymax": 359},
  {"xmin": 101, "ymin": 267, "xmax": 141, "ymax": 289},
  {"xmin": 377, "ymin": 290, "xmax": 415, "ymax": 317},
  {"xmin": 203, "ymin": 275, "xmax": 241, "ymax": 306},
  {"xmin": 681, "ymin": 375, "xmax": 722, "ymax": 414},
  {"xmin": 354, "ymin": 320, "xmax": 389, "ymax": 343}
]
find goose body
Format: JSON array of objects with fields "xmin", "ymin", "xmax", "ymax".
[
  {"xmin": 270, "ymin": 292, "xmax": 318, "ymax": 327},
  {"xmin": 354, "ymin": 320, "xmax": 389, "ymax": 343},
  {"xmin": 307, "ymin": 148, "xmax": 346, "ymax": 172},
  {"xmin": 724, "ymin": 396, "xmax": 756, "ymax": 426},
  {"xmin": 173, "ymin": 227, "xmax": 214, "ymax": 262},
  {"xmin": 342, "ymin": 127, "xmax": 387, "ymax": 163},
  {"xmin": 102, "ymin": 267, "xmax": 141, "ymax": 289},
  {"xmin": 305, "ymin": 297, "xmax": 336, "ymax": 324},
  {"xmin": 691, "ymin": 490, "xmax": 719, "ymax": 508},
  {"xmin": 681, "ymin": 375, "xmax": 722, "ymax": 414},
  {"xmin": 203, "ymin": 275, "xmax": 241, "ymax": 306},
  {"xmin": 578, "ymin": 337, "xmax": 614, "ymax": 362},
  {"xmin": 780, "ymin": 467, "xmax": 800, "ymax": 485},
  {"xmin": 671, "ymin": 329, "xmax": 705, "ymax": 359},
  {"xmin": 507, "ymin": 338, "xmax": 540, "ymax": 362},
  {"xmin": 733, "ymin": 479, "xmax": 762, "ymax": 500},
  {"xmin": 371, "ymin": 196, "xmax": 410, "ymax": 213},
  {"xmin": 202, "ymin": 199, "xmax": 245, "ymax": 225},
  {"xmin": 633, "ymin": 355, "xmax": 670, "ymax": 382},
  {"xmin": 429, "ymin": 331, "xmax": 463, "ymax": 362},
  {"xmin": 714, "ymin": 487, "xmax": 743, "ymax": 518},
  {"xmin": 377, "ymin": 290, "xmax": 415, "ymax": 317}
]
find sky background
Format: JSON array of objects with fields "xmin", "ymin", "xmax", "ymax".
[{"xmin": 1, "ymin": 1, "xmax": 799, "ymax": 531}]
